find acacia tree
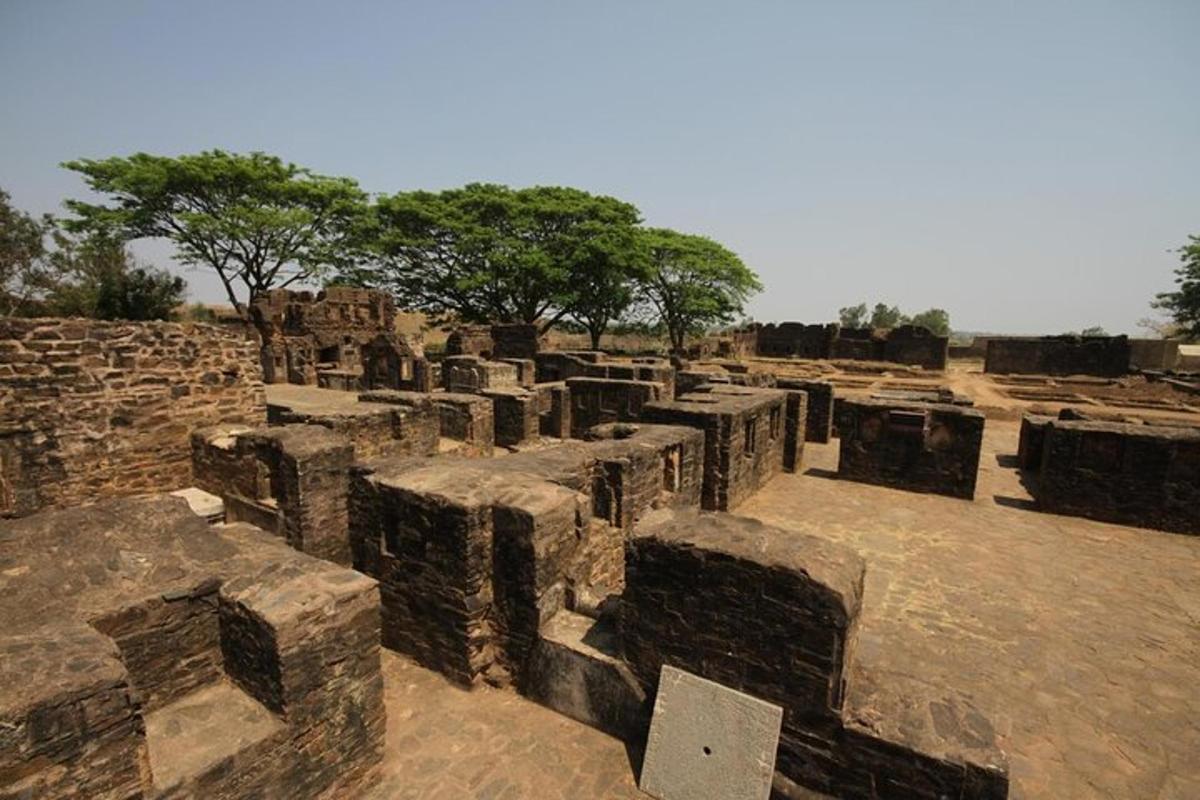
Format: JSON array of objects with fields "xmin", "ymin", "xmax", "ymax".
[
  {"xmin": 908, "ymin": 307, "xmax": 951, "ymax": 336},
  {"xmin": 838, "ymin": 303, "xmax": 868, "ymax": 328},
  {"xmin": 566, "ymin": 223, "xmax": 647, "ymax": 349},
  {"xmin": 1153, "ymin": 235, "xmax": 1200, "ymax": 339},
  {"xmin": 61, "ymin": 151, "xmax": 367, "ymax": 317},
  {"xmin": 351, "ymin": 184, "xmax": 642, "ymax": 334},
  {"xmin": 635, "ymin": 227, "xmax": 762, "ymax": 352}
]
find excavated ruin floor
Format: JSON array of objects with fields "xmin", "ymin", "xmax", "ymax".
[
  {"xmin": 361, "ymin": 417, "xmax": 1198, "ymax": 799},
  {"xmin": 739, "ymin": 419, "xmax": 1200, "ymax": 800}
]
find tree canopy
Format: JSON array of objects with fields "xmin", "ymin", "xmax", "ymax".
[
  {"xmin": 838, "ymin": 303, "xmax": 868, "ymax": 328},
  {"xmin": 869, "ymin": 303, "xmax": 907, "ymax": 329},
  {"xmin": 1, "ymin": 187, "xmax": 59, "ymax": 316},
  {"xmin": 1153, "ymin": 235, "xmax": 1200, "ymax": 340},
  {"xmin": 635, "ymin": 227, "xmax": 762, "ymax": 352},
  {"xmin": 908, "ymin": 308, "xmax": 951, "ymax": 336},
  {"xmin": 349, "ymin": 183, "xmax": 643, "ymax": 336},
  {"xmin": 61, "ymin": 151, "xmax": 367, "ymax": 316}
]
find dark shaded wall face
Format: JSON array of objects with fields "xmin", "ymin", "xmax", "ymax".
[
  {"xmin": 1034, "ymin": 421, "xmax": 1200, "ymax": 534},
  {"xmin": 984, "ymin": 336, "xmax": 1131, "ymax": 377},
  {"xmin": 836, "ymin": 401, "xmax": 985, "ymax": 499}
]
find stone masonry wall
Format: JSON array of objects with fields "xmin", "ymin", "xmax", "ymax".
[
  {"xmin": 0, "ymin": 318, "xmax": 264, "ymax": 517},
  {"xmin": 1034, "ymin": 419, "xmax": 1200, "ymax": 534},
  {"xmin": 837, "ymin": 399, "xmax": 985, "ymax": 499},
  {"xmin": 984, "ymin": 335, "xmax": 1130, "ymax": 377}
]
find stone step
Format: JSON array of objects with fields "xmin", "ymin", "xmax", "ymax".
[
  {"xmin": 524, "ymin": 610, "xmax": 649, "ymax": 742},
  {"xmin": 144, "ymin": 679, "xmax": 285, "ymax": 798}
]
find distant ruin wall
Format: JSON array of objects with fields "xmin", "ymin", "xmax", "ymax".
[
  {"xmin": 0, "ymin": 318, "xmax": 264, "ymax": 517},
  {"xmin": 984, "ymin": 335, "xmax": 1130, "ymax": 377},
  {"xmin": 747, "ymin": 322, "xmax": 948, "ymax": 370}
]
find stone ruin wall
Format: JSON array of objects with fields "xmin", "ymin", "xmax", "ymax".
[
  {"xmin": 0, "ymin": 318, "xmax": 264, "ymax": 518},
  {"xmin": 745, "ymin": 322, "xmax": 949, "ymax": 370},
  {"xmin": 984, "ymin": 335, "xmax": 1130, "ymax": 377}
]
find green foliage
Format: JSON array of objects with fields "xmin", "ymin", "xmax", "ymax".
[
  {"xmin": 350, "ymin": 183, "xmax": 643, "ymax": 338},
  {"xmin": 908, "ymin": 307, "xmax": 951, "ymax": 336},
  {"xmin": 869, "ymin": 303, "xmax": 907, "ymax": 329},
  {"xmin": 61, "ymin": 151, "xmax": 367, "ymax": 315},
  {"xmin": 1079, "ymin": 325, "xmax": 1108, "ymax": 337},
  {"xmin": 0, "ymin": 187, "xmax": 60, "ymax": 316},
  {"xmin": 635, "ymin": 227, "xmax": 762, "ymax": 352},
  {"xmin": 838, "ymin": 303, "xmax": 867, "ymax": 328},
  {"xmin": 1153, "ymin": 236, "xmax": 1200, "ymax": 340},
  {"xmin": 43, "ymin": 234, "xmax": 185, "ymax": 321}
]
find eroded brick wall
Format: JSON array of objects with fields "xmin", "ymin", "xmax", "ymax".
[
  {"xmin": 0, "ymin": 318, "xmax": 264, "ymax": 517},
  {"xmin": 984, "ymin": 335, "xmax": 1130, "ymax": 376}
]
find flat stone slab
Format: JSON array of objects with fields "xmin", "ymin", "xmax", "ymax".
[
  {"xmin": 169, "ymin": 486, "xmax": 224, "ymax": 521},
  {"xmin": 640, "ymin": 665, "xmax": 783, "ymax": 800}
]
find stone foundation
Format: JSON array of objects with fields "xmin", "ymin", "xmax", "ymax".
[
  {"xmin": 0, "ymin": 495, "xmax": 385, "ymax": 800},
  {"xmin": 642, "ymin": 387, "xmax": 788, "ymax": 510},
  {"xmin": 837, "ymin": 399, "xmax": 985, "ymax": 499}
]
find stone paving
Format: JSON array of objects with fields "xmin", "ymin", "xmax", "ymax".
[
  {"xmin": 739, "ymin": 419, "xmax": 1200, "ymax": 800},
  {"xmin": 362, "ymin": 417, "xmax": 1199, "ymax": 800},
  {"xmin": 368, "ymin": 651, "xmax": 648, "ymax": 800}
]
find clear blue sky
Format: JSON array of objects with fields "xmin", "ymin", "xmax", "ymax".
[{"xmin": 2, "ymin": 1, "xmax": 1197, "ymax": 334}]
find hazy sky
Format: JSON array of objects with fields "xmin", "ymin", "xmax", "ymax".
[{"xmin": 2, "ymin": 1, "xmax": 1197, "ymax": 334}]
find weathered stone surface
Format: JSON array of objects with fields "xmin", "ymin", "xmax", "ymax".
[
  {"xmin": 525, "ymin": 610, "xmax": 648, "ymax": 741},
  {"xmin": 431, "ymin": 391, "xmax": 496, "ymax": 455},
  {"xmin": 0, "ymin": 495, "xmax": 384, "ymax": 799},
  {"xmin": 536, "ymin": 351, "xmax": 676, "ymax": 398},
  {"xmin": 0, "ymin": 318, "xmax": 263, "ymax": 518},
  {"xmin": 253, "ymin": 286, "xmax": 400, "ymax": 385},
  {"xmin": 837, "ymin": 398, "xmax": 985, "ymax": 499},
  {"xmin": 1032, "ymin": 418, "xmax": 1200, "ymax": 534},
  {"xmin": 350, "ymin": 424, "xmax": 703, "ymax": 688},
  {"xmin": 776, "ymin": 378, "xmax": 834, "ymax": 443},
  {"xmin": 441, "ymin": 354, "xmax": 519, "ymax": 393},
  {"xmin": 481, "ymin": 386, "xmax": 540, "ymax": 447},
  {"xmin": 640, "ymin": 665, "xmax": 783, "ymax": 800},
  {"xmin": 567, "ymin": 376, "xmax": 664, "ymax": 437},
  {"xmin": 984, "ymin": 334, "xmax": 1130, "ymax": 377},
  {"xmin": 621, "ymin": 507, "xmax": 1007, "ymax": 800},
  {"xmin": 267, "ymin": 388, "xmax": 440, "ymax": 460},
  {"xmin": 642, "ymin": 387, "xmax": 788, "ymax": 510},
  {"xmin": 191, "ymin": 423, "xmax": 355, "ymax": 564}
]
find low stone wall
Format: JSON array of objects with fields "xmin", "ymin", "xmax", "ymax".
[
  {"xmin": 1129, "ymin": 338, "xmax": 1182, "ymax": 371},
  {"xmin": 837, "ymin": 399, "xmax": 985, "ymax": 499},
  {"xmin": 0, "ymin": 318, "xmax": 264, "ymax": 517},
  {"xmin": 984, "ymin": 335, "xmax": 1130, "ymax": 376},
  {"xmin": 1033, "ymin": 419, "xmax": 1200, "ymax": 534},
  {"xmin": 481, "ymin": 387, "xmax": 539, "ymax": 447},
  {"xmin": 566, "ymin": 377, "xmax": 663, "ymax": 438},
  {"xmin": 642, "ymin": 387, "xmax": 788, "ymax": 511},
  {"xmin": 431, "ymin": 392, "xmax": 495, "ymax": 456},
  {"xmin": 754, "ymin": 322, "xmax": 840, "ymax": 359},
  {"xmin": 777, "ymin": 378, "xmax": 834, "ymax": 443}
]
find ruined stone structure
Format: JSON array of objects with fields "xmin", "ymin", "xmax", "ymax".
[
  {"xmin": 192, "ymin": 424, "xmax": 354, "ymax": 565},
  {"xmin": 535, "ymin": 351, "xmax": 675, "ymax": 398},
  {"xmin": 984, "ymin": 334, "xmax": 1131, "ymax": 377},
  {"xmin": 744, "ymin": 322, "xmax": 949, "ymax": 370},
  {"xmin": 360, "ymin": 332, "xmax": 432, "ymax": 392},
  {"xmin": 253, "ymin": 287, "xmax": 399, "ymax": 385},
  {"xmin": 482, "ymin": 387, "xmax": 540, "ymax": 447},
  {"xmin": 776, "ymin": 377, "xmax": 835, "ymax": 443},
  {"xmin": 621, "ymin": 508, "xmax": 1008, "ymax": 799},
  {"xmin": 0, "ymin": 319, "xmax": 263, "ymax": 518},
  {"xmin": 1128, "ymin": 338, "xmax": 1182, "ymax": 371},
  {"xmin": 837, "ymin": 398, "xmax": 985, "ymax": 499},
  {"xmin": 429, "ymin": 392, "xmax": 496, "ymax": 456},
  {"xmin": 0, "ymin": 495, "xmax": 385, "ymax": 799},
  {"xmin": 268, "ymin": 390, "xmax": 441, "ymax": 460},
  {"xmin": 642, "ymin": 386, "xmax": 791, "ymax": 510},
  {"xmin": 441, "ymin": 354, "xmax": 519, "ymax": 393},
  {"xmin": 1019, "ymin": 416, "xmax": 1200, "ymax": 534},
  {"xmin": 566, "ymin": 376, "xmax": 664, "ymax": 437},
  {"xmin": 445, "ymin": 323, "xmax": 545, "ymax": 361},
  {"xmin": 348, "ymin": 425, "xmax": 704, "ymax": 687},
  {"xmin": 755, "ymin": 322, "xmax": 841, "ymax": 359}
]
